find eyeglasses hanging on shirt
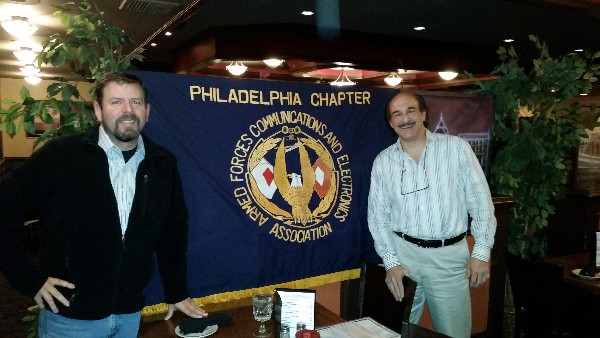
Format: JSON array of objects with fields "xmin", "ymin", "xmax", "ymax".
[{"xmin": 400, "ymin": 152, "xmax": 429, "ymax": 195}]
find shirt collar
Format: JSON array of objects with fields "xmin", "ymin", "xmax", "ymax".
[{"xmin": 394, "ymin": 129, "xmax": 438, "ymax": 153}]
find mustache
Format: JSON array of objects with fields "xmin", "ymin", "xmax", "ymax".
[
  {"xmin": 116, "ymin": 113, "xmax": 140, "ymax": 124},
  {"xmin": 397, "ymin": 122, "xmax": 416, "ymax": 129}
]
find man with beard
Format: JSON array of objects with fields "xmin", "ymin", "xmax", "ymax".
[
  {"xmin": 367, "ymin": 90, "xmax": 496, "ymax": 338},
  {"xmin": 0, "ymin": 72, "xmax": 207, "ymax": 337}
]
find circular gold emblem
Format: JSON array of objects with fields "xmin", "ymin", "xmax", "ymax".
[{"xmin": 246, "ymin": 126, "xmax": 338, "ymax": 228}]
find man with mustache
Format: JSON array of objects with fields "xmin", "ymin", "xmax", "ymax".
[
  {"xmin": 367, "ymin": 90, "xmax": 496, "ymax": 338},
  {"xmin": 0, "ymin": 72, "xmax": 207, "ymax": 337}
]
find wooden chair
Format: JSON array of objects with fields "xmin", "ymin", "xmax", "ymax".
[
  {"xmin": 357, "ymin": 262, "xmax": 417, "ymax": 333},
  {"xmin": 505, "ymin": 250, "xmax": 578, "ymax": 337}
]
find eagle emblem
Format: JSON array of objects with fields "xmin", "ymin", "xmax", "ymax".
[{"xmin": 274, "ymin": 139, "xmax": 316, "ymax": 224}]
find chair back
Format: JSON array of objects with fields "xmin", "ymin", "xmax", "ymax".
[
  {"xmin": 357, "ymin": 262, "xmax": 416, "ymax": 333},
  {"xmin": 504, "ymin": 250, "xmax": 575, "ymax": 337}
]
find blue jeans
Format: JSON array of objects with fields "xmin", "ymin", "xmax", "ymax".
[{"xmin": 38, "ymin": 309, "xmax": 141, "ymax": 338}]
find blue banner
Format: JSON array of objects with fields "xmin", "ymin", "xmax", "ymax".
[{"xmin": 131, "ymin": 71, "xmax": 493, "ymax": 305}]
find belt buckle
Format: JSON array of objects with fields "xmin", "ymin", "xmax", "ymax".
[{"xmin": 418, "ymin": 238, "xmax": 434, "ymax": 248}]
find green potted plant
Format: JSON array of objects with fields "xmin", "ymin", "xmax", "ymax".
[
  {"xmin": 471, "ymin": 35, "xmax": 600, "ymax": 259},
  {"xmin": 0, "ymin": 0, "xmax": 143, "ymax": 148},
  {"xmin": 0, "ymin": 2, "xmax": 143, "ymax": 336}
]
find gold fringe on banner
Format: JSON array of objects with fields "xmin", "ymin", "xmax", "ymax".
[{"xmin": 141, "ymin": 268, "xmax": 360, "ymax": 317}]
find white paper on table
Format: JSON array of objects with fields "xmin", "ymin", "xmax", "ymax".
[
  {"xmin": 317, "ymin": 317, "xmax": 401, "ymax": 338},
  {"xmin": 275, "ymin": 289, "xmax": 315, "ymax": 337}
]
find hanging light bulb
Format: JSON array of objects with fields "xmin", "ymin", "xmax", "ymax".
[
  {"xmin": 1, "ymin": 16, "xmax": 38, "ymax": 38},
  {"xmin": 226, "ymin": 61, "xmax": 247, "ymax": 76},
  {"xmin": 438, "ymin": 71, "xmax": 458, "ymax": 80},
  {"xmin": 384, "ymin": 73, "xmax": 402, "ymax": 86},
  {"xmin": 263, "ymin": 59, "xmax": 284, "ymax": 68},
  {"xmin": 13, "ymin": 46, "xmax": 37, "ymax": 64},
  {"xmin": 20, "ymin": 64, "xmax": 40, "ymax": 77},
  {"xmin": 330, "ymin": 68, "xmax": 355, "ymax": 86}
]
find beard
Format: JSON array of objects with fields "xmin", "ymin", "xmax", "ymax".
[{"xmin": 104, "ymin": 113, "xmax": 141, "ymax": 142}]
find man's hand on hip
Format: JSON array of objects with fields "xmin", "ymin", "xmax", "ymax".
[{"xmin": 34, "ymin": 277, "xmax": 75, "ymax": 313}]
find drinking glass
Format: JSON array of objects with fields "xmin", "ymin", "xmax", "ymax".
[{"xmin": 252, "ymin": 293, "xmax": 273, "ymax": 337}]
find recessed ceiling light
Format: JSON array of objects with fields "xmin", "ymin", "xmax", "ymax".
[
  {"xmin": 413, "ymin": 26, "xmax": 425, "ymax": 31},
  {"xmin": 150, "ymin": 42, "xmax": 157, "ymax": 47},
  {"xmin": 165, "ymin": 31, "xmax": 172, "ymax": 36},
  {"xmin": 575, "ymin": 49, "xmax": 583, "ymax": 52},
  {"xmin": 504, "ymin": 39, "xmax": 514, "ymax": 43},
  {"xmin": 301, "ymin": 11, "xmax": 314, "ymax": 16}
]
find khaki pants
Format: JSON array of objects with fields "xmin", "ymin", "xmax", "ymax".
[{"xmin": 392, "ymin": 236, "xmax": 471, "ymax": 338}]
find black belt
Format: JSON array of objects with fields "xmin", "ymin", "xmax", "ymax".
[{"xmin": 393, "ymin": 231, "xmax": 466, "ymax": 248}]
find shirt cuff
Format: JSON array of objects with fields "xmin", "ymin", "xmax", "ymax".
[
  {"xmin": 381, "ymin": 252, "xmax": 401, "ymax": 271},
  {"xmin": 471, "ymin": 244, "xmax": 491, "ymax": 262}
]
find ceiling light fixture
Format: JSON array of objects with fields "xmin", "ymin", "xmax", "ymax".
[
  {"xmin": 301, "ymin": 11, "xmax": 314, "ymax": 16},
  {"xmin": 1, "ymin": 16, "xmax": 38, "ymax": 38},
  {"xmin": 330, "ymin": 68, "xmax": 355, "ymax": 86},
  {"xmin": 263, "ymin": 59, "xmax": 284, "ymax": 68},
  {"xmin": 226, "ymin": 61, "xmax": 247, "ymax": 76},
  {"xmin": 413, "ymin": 26, "xmax": 425, "ymax": 31},
  {"xmin": 504, "ymin": 39, "xmax": 514, "ymax": 43},
  {"xmin": 438, "ymin": 71, "xmax": 458, "ymax": 80},
  {"xmin": 20, "ymin": 64, "xmax": 40, "ymax": 77},
  {"xmin": 384, "ymin": 73, "xmax": 402, "ymax": 86},
  {"xmin": 13, "ymin": 46, "xmax": 37, "ymax": 64},
  {"xmin": 24, "ymin": 75, "xmax": 42, "ymax": 85}
]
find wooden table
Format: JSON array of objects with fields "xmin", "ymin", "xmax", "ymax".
[
  {"xmin": 139, "ymin": 299, "xmax": 449, "ymax": 337},
  {"xmin": 139, "ymin": 299, "xmax": 344, "ymax": 338},
  {"xmin": 545, "ymin": 251, "xmax": 600, "ymax": 296}
]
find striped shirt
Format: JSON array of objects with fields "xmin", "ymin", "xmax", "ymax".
[
  {"xmin": 367, "ymin": 130, "xmax": 496, "ymax": 270},
  {"xmin": 98, "ymin": 126, "xmax": 146, "ymax": 236}
]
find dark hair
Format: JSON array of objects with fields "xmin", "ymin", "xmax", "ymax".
[
  {"xmin": 94, "ymin": 72, "xmax": 147, "ymax": 105},
  {"xmin": 386, "ymin": 90, "xmax": 428, "ymax": 120}
]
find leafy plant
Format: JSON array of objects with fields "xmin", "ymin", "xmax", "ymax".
[
  {"xmin": 0, "ymin": 0, "xmax": 143, "ymax": 148},
  {"xmin": 22, "ymin": 305, "xmax": 40, "ymax": 338},
  {"xmin": 470, "ymin": 35, "xmax": 600, "ymax": 259}
]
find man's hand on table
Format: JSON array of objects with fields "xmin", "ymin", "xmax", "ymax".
[{"xmin": 164, "ymin": 297, "xmax": 208, "ymax": 320}]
